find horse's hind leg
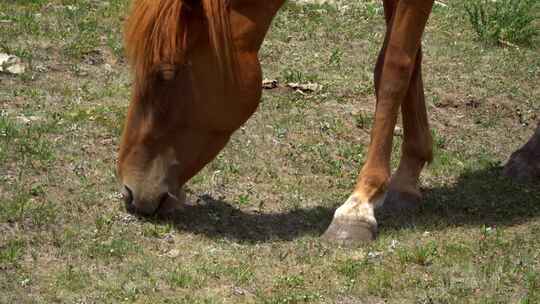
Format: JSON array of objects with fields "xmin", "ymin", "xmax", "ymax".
[
  {"xmin": 375, "ymin": 0, "xmax": 433, "ymax": 214},
  {"xmin": 323, "ymin": 0, "xmax": 434, "ymax": 245},
  {"xmin": 382, "ymin": 48, "xmax": 433, "ymax": 214}
]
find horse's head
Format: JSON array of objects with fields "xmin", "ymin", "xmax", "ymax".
[{"xmin": 117, "ymin": 0, "xmax": 280, "ymax": 215}]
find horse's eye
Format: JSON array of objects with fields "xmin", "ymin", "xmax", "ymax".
[{"xmin": 157, "ymin": 64, "xmax": 177, "ymax": 81}]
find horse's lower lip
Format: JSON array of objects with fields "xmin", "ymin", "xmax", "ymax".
[
  {"xmin": 156, "ymin": 195, "xmax": 182, "ymax": 217},
  {"xmin": 157, "ymin": 188, "xmax": 187, "ymax": 216},
  {"xmin": 125, "ymin": 201, "xmax": 138, "ymax": 214},
  {"xmin": 124, "ymin": 198, "xmax": 159, "ymax": 216},
  {"xmin": 154, "ymin": 193, "xmax": 170, "ymax": 215}
]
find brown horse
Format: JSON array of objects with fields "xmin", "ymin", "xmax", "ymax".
[{"xmin": 117, "ymin": 0, "xmax": 435, "ymax": 245}]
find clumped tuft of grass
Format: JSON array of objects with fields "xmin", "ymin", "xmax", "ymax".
[
  {"xmin": 167, "ymin": 268, "xmax": 195, "ymax": 289},
  {"xmin": 397, "ymin": 241, "xmax": 439, "ymax": 266},
  {"xmin": 465, "ymin": 0, "xmax": 539, "ymax": 46},
  {"xmin": 0, "ymin": 239, "xmax": 25, "ymax": 269}
]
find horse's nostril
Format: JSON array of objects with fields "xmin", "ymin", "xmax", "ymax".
[{"xmin": 122, "ymin": 185, "xmax": 134, "ymax": 205}]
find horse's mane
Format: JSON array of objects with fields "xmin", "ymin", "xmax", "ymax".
[{"xmin": 124, "ymin": 0, "xmax": 237, "ymax": 95}]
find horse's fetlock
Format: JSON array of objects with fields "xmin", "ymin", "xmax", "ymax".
[{"xmin": 355, "ymin": 171, "xmax": 390, "ymax": 203}]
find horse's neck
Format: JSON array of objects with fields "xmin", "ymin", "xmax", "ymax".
[
  {"xmin": 270, "ymin": 0, "xmax": 287, "ymax": 12},
  {"xmin": 234, "ymin": 0, "xmax": 285, "ymax": 11},
  {"xmin": 230, "ymin": 0, "xmax": 286, "ymax": 52},
  {"xmin": 234, "ymin": 0, "xmax": 285, "ymax": 20}
]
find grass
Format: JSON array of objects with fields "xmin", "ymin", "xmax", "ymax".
[
  {"xmin": 0, "ymin": 0, "xmax": 539, "ymax": 303},
  {"xmin": 465, "ymin": 0, "xmax": 539, "ymax": 46}
]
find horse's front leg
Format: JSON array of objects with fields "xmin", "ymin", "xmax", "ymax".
[{"xmin": 323, "ymin": 0, "xmax": 435, "ymax": 245}]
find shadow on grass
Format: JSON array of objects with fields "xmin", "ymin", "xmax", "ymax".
[
  {"xmin": 379, "ymin": 165, "xmax": 540, "ymax": 233},
  {"xmin": 160, "ymin": 196, "xmax": 333, "ymax": 243},
  {"xmin": 149, "ymin": 166, "xmax": 539, "ymax": 243}
]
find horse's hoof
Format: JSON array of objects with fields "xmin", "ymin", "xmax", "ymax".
[
  {"xmin": 379, "ymin": 190, "xmax": 421, "ymax": 216},
  {"xmin": 322, "ymin": 217, "xmax": 377, "ymax": 247}
]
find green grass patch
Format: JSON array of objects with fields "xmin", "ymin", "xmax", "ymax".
[
  {"xmin": 465, "ymin": 0, "xmax": 539, "ymax": 46},
  {"xmin": 0, "ymin": 239, "xmax": 26, "ymax": 269},
  {"xmin": 55, "ymin": 264, "xmax": 91, "ymax": 292},
  {"xmin": 0, "ymin": 189, "xmax": 57, "ymax": 227},
  {"xmin": 88, "ymin": 238, "xmax": 141, "ymax": 260},
  {"xmin": 167, "ymin": 267, "xmax": 197, "ymax": 289}
]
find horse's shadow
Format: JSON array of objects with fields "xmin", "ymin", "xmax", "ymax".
[
  {"xmin": 160, "ymin": 195, "xmax": 334, "ymax": 243},
  {"xmin": 150, "ymin": 166, "xmax": 540, "ymax": 243},
  {"xmin": 380, "ymin": 165, "xmax": 540, "ymax": 233}
]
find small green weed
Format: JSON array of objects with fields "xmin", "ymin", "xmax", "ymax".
[
  {"xmin": 94, "ymin": 215, "xmax": 114, "ymax": 235},
  {"xmin": 336, "ymin": 258, "xmax": 366, "ymax": 288},
  {"xmin": 397, "ymin": 241, "xmax": 438, "ymax": 266},
  {"xmin": 237, "ymin": 194, "xmax": 250, "ymax": 206},
  {"xmin": 281, "ymin": 68, "xmax": 318, "ymax": 84},
  {"xmin": 230, "ymin": 263, "xmax": 255, "ymax": 285},
  {"xmin": 0, "ymin": 239, "xmax": 25, "ymax": 269},
  {"xmin": 329, "ymin": 48, "xmax": 343, "ymax": 66},
  {"xmin": 167, "ymin": 268, "xmax": 195, "ymax": 289},
  {"xmin": 142, "ymin": 222, "xmax": 173, "ymax": 238},
  {"xmin": 0, "ymin": 115, "xmax": 18, "ymax": 148},
  {"xmin": 275, "ymin": 274, "xmax": 305, "ymax": 289},
  {"xmin": 352, "ymin": 111, "xmax": 373, "ymax": 130},
  {"xmin": 465, "ymin": 0, "xmax": 539, "ymax": 46}
]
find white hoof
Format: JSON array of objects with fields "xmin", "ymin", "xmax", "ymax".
[{"xmin": 322, "ymin": 193, "xmax": 385, "ymax": 245}]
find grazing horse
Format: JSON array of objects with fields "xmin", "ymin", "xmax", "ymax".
[{"xmin": 117, "ymin": 0, "xmax": 435, "ymax": 245}]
